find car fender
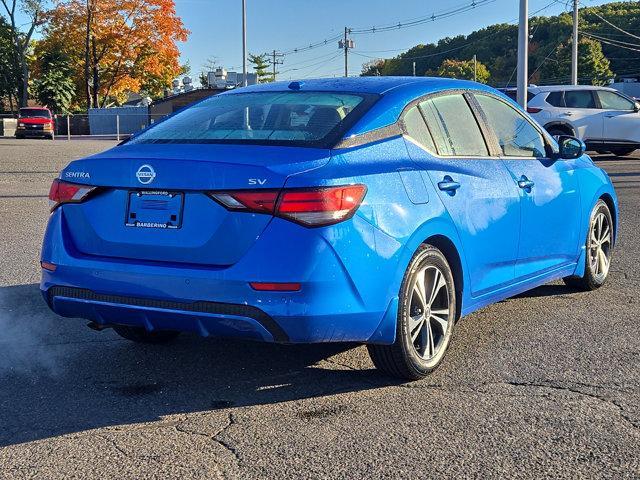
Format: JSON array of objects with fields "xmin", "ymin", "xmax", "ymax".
[
  {"xmin": 571, "ymin": 162, "xmax": 619, "ymax": 277},
  {"xmin": 367, "ymin": 212, "xmax": 470, "ymax": 344}
]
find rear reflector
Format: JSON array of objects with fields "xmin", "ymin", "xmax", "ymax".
[
  {"xmin": 250, "ymin": 282, "xmax": 301, "ymax": 291},
  {"xmin": 526, "ymin": 107, "xmax": 542, "ymax": 113},
  {"xmin": 48, "ymin": 178, "xmax": 96, "ymax": 211},
  {"xmin": 209, "ymin": 184, "xmax": 367, "ymax": 227},
  {"xmin": 40, "ymin": 261, "xmax": 57, "ymax": 272}
]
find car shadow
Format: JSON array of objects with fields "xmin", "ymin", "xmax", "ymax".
[
  {"xmin": 512, "ymin": 283, "xmax": 581, "ymax": 299},
  {"xmin": 0, "ymin": 283, "xmax": 398, "ymax": 448}
]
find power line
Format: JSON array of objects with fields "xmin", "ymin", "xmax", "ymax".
[
  {"xmin": 581, "ymin": 31, "xmax": 640, "ymax": 52},
  {"xmin": 279, "ymin": 0, "xmax": 497, "ymax": 57},
  {"xmin": 350, "ymin": 0, "xmax": 496, "ymax": 34},
  {"xmin": 585, "ymin": 9, "xmax": 640, "ymax": 42},
  {"xmin": 580, "ymin": 31, "xmax": 640, "ymax": 49}
]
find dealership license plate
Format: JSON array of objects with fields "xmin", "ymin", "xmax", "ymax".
[{"xmin": 125, "ymin": 191, "xmax": 184, "ymax": 229}]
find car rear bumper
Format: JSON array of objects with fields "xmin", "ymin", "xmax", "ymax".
[{"xmin": 41, "ymin": 209, "xmax": 398, "ymax": 344}]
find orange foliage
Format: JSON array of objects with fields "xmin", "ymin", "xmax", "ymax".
[{"xmin": 43, "ymin": 0, "xmax": 189, "ymax": 105}]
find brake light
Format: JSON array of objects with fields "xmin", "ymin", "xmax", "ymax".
[
  {"xmin": 527, "ymin": 107, "xmax": 542, "ymax": 113},
  {"xmin": 277, "ymin": 185, "xmax": 367, "ymax": 226},
  {"xmin": 209, "ymin": 184, "xmax": 367, "ymax": 227},
  {"xmin": 48, "ymin": 178, "xmax": 96, "ymax": 211}
]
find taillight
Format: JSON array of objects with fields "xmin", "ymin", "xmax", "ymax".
[
  {"xmin": 209, "ymin": 184, "xmax": 367, "ymax": 227},
  {"xmin": 48, "ymin": 178, "xmax": 96, "ymax": 211},
  {"xmin": 527, "ymin": 107, "xmax": 542, "ymax": 113}
]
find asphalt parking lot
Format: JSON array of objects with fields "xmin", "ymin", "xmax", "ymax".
[{"xmin": 0, "ymin": 138, "xmax": 638, "ymax": 479}]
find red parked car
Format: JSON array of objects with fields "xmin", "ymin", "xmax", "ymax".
[{"xmin": 15, "ymin": 107, "xmax": 55, "ymax": 139}]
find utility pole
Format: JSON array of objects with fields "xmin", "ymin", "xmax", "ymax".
[
  {"xmin": 516, "ymin": 0, "xmax": 528, "ymax": 109},
  {"xmin": 242, "ymin": 0, "xmax": 247, "ymax": 86},
  {"xmin": 338, "ymin": 27, "xmax": 354, "ymax": 77},
  {"xmin": 472, "ymin": 54, "xmax": 477, "ymax": 82},
  {"xmin": 412, "ymin": 61, "xmax": 416, "ymax": 76},
  {"xmin": 271, "ymin": 50, "xmax": 284, "ymax": 81},
  {"xmin": 571, "ymin": 0, "xmax": 579, "ymax": 85}
]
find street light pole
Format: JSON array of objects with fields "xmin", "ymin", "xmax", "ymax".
[
  {"xmin": 242, "ymin": 0, "xmax": 247, "ymax": 87},
  {"xmin": 516, "ymin": 0, "xmax": 528, "ymax": 109},
  {"xmin": 571, "ymin": 0, "xmax": 579, "ymax": 85}
]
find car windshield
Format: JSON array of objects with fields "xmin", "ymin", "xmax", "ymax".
[
  {"xmin": 129, "ymin": 91, "xmax": 375, "ymax": 147},
  {"xmin": 19, "ymin": 109, "xmax": 51, "ymax": 118}
]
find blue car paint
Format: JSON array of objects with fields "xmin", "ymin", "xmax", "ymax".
[{"xmin": 41, "ymin": 77, "xmax": 619, "ymax": 345}]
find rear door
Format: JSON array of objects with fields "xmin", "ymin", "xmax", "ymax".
[
  {"xmin": 562, "ymin": 89, "xmax": 603, "ymax": 141},
  {"xmin": 403, "ymin": 93, "xmax": 521, "ymax": 297},
  {"xmin": 595, "ymin": 89, "xmax": 640, "ymax": 144},
  {"xmin": 473, "ymin": 93, "xmax": 581, "ymax": 280}
]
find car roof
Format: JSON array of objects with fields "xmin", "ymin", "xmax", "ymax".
[
  {"xmin": 20, "ymin": 106, "xmax": 49, "ymax": 110},
  {"xmin": 226, "ymin": 76, "xmax": 483, "ymax": 95},
  {"xmin": 527, "ymin": 85, "xmax": 617, "ymax": 94}
]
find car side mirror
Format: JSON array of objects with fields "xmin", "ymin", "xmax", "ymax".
[
  {"xmin": 634, "ymin": 103, "xmax": 640, "ymax": 113},
  {"xmin": 556, "ymin": 135, "xmax": 586, "ymax": 160}
]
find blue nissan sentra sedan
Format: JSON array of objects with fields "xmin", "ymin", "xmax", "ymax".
[{"xmin": 41, "ymin": 77, "xmax": 618, "ymax": 379}]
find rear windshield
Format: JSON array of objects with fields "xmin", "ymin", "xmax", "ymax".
[
  {"xmin": 19, "ymin": 108, "xmax": 51, "ymax": 118},
  {"xmin": 129, "ymin": 91, "xmax": 377, "ymax": 148}
]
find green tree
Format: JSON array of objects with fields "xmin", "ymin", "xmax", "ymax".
[
  {"xmin": 0, "ymin": 17, "xmax": 19, "ymax": 112},
  {"xmin": 248, "ymin": 53, "xmax": 272, "ymax": 83},
  {"xmin": 428, "ymin": 58, "xmax": 490, "ymax": 83},
  {"xmin": 31, "ymin": 44, "xmax": 76, "ymax": 112},
  {"xmin": 0, "ymin": 0, "xmax": 47, "ymax": 107},
  {"xmin": 358, "ymin": 2, "xmax": 638, "ymax": 87}
]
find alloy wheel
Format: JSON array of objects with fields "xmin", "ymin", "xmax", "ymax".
[
  {"xmin": 589, "ymin": 211, "xmax": 612, "ymax": 278},
  {"xmin": 408, "ymin": 266, "xmax": 451, "ymax": 360}
]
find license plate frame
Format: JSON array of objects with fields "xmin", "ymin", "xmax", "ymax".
[{"xmin": 125, "ymin": 190, "xmax": 184, "ymax": 229}]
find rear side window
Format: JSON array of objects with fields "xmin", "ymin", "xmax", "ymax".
[
  {"xmin": 402, "ymin": 106, "xmax": 436, "ymax": 152},
  {"xmin": 564, "ymin": 90, "xmax": 596, "ymax": 109},
  {"xmin": 596, "ymin": 90, "xmax": 636, "ymax": 110},
  {"xmin": 475, "ymin": 94, "xmax": 546, "ymax": 158},
  {"xmin": 128, "ymin": 91, "xmax": 376, "ymax": 148},
  {"xmin": 419, "ymin": 94, "xmax": 488, "ymax": 157},
  {"xmin": 546, "ymin": 91, "xmax": 565, "ymax": 107}
]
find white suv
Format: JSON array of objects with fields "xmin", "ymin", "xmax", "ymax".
[{"xmin": 502, "ymin": 85, "xmax": 640, "ymax": 156}]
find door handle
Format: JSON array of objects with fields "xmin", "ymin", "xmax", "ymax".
[
  {"xmin": 518, "ymin": 175, "xmax": 535, "ymax": 190},
  {"xmin": 438, "ymin": 176, "xmax": 460, "ymax": 194},
  {"xmin": 561, "ymin": 111, "xmax": 573, "ymax": 116},
  {"xmin": 604, "ymin": 114, "xmax": 616, "ymax": 118}
]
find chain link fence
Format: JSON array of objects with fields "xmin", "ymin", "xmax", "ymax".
[{"xmin": 51, "ymin": 113, "xmax": 167, "ymax": 140}]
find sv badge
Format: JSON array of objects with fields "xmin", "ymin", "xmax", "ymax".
[{"xmin": 248, "ymin": 178, "xmax": 267, "ymax": 185}]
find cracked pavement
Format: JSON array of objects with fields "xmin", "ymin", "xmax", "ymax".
[{"xmin": 0, "ymin": 139, "xmax": 638, "ymax": 478}]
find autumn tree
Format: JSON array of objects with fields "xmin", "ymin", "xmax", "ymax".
[
  {"xmin": 0, "ymin": 0, "xmax": 47, "ymax": 107},
  {"xmin": 43, "ymin": 0, "xmax": 189, "ymax": 108}
]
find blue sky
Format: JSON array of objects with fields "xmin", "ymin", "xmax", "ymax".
[{"xmin": 174, "ymin": 0, "xmax": 612, "ymax": 83}]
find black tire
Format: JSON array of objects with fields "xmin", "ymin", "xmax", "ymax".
[
  {"xmin": 563, "ymin": 199, "xmax": 613, "ymax": 291},
  {"xmin": 609, "ymin": 147, "xmax": 635, "ymax": 157},
  {"xmin": 368, "ymin": 244, "xmax": 457, "ymax": 380},
  {"xmin": 113, "ymin": 325, "xmax": 180, "ymax": 344}
]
